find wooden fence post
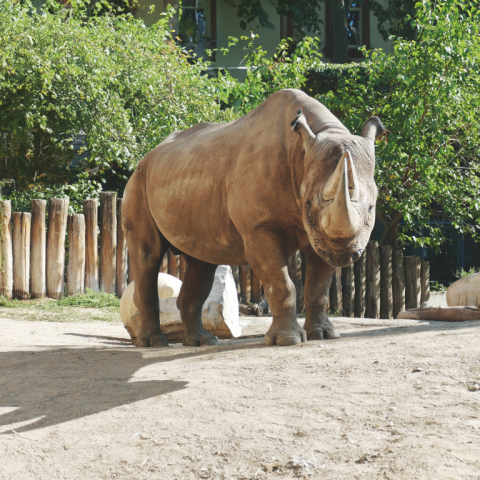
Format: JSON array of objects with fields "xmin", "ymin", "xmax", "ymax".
[
  {"xmin": 179, "ymin": 255, "xmax": 187, "ymax": 282},
  {"xmin": 392, "ymin": 249, "xmax": 405, "ymax": 318},
  {"xmin": 288, "ymin": 251, "xmax": 304, "ymax": 313},
  {"xmin": 240, "ymin": 265, "xmax": 251, "ymax": 304},
  {"xmin": 116, "ymin": 198, "xmax": 127, "ymax": 297},
  {"xmin": 231, "ymin": 265, "xmax": 241, "ymax": 299},
  {"xmin": 354, "ymin": 249, "xmax": 366, "ymax": 318},
  {"xmin": 329, "ymin": 268, "xmax": 343, "ymax": 315},
  {"xmin": 251, "ymin": 270, "xmax": 262, "ymax": 304},
  {"xmin": 99, "ymin": 192, "xmax": 117, "ymax": 294},
  {"xmin": 341, "ymin": 264, "xmax": 355, "ymax": 317},
  {"xmin": 0, "ymin": 200, "xmax": 13, "ymax": 299},
  {"xmin": 404, "ymin": 256, "xmax": 421, "ymax": 309},
  {"xmin": 380, "ymin": 246, "xmax": 393, "ymax": 319},
  {"xmin": 47, "ymin": 198, "xmax": 69, "ymax": 299},
  {"xmin": 31, "ymin": 199, "xmax": 47, "ymax": 298},
  {"xmin": 366, "ymin": 241, "xmax": 380, "ymax": 319},
  {"xmin": 168, "ymin": 250, "xmax": 179, "ymax": 278},
  {"xmin": 12, "ymin": 212, "xmax": 31, "ymax": 299},
  {"xmin": 160, "ymin": 255, "xmax": 168, "ymax": 274},
  {"xmin": 83, "ymin": 199, "xmax": 99, "ymax": 291},
  {"xmin": 67, "ymin": 214, "xmax": 85, "ymax": 295},
  {"xmin": 421, "ymin": 261, "xmax": 430, "ymax": 304}
]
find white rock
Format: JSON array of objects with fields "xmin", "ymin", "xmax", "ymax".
[
  {"xmin": 120, "ymin": 266, "xmax": 241, "ymax": 343},
  {"xmin": 446, "ymin": 272, "xmax": 480, "ymax": 307}
]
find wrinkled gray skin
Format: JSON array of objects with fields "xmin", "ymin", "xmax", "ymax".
[{"xmin": 122, "ymin": 89, "xmax": 384, "ymax": 348}]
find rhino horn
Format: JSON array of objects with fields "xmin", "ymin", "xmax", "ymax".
[{"xmin": 321, "ymin": 151, "xmax": 361, "ymax": 238}]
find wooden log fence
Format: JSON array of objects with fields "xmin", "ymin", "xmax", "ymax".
[
  {"xmin": 0, "ymin": 200, "xmax": 13, "ymax": 299},
  {"xmin": 0, "ymin": 197, "xmax": 429, "ymax": 319}
]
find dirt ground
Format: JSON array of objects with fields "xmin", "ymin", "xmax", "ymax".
[{"xmin": 1, "ymin": 313, "xmax": 480, "ymax": 480}]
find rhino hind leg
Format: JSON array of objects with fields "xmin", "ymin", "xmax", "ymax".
[
  {"xmin": 302, "ymin": 246, "xmax": 340, "ymax": 340},
  {"xmin": 176, "ymin": 256, "xmax": 219, "ymax": 347},
  {"xmin": 122, "ymin": 167, "xmax": 169, "ymax": 348},
  {"xmin": 245, "ymin": 229, "xmax": 307, "ymax": 346}
]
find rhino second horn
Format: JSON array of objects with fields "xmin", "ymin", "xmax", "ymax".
[{"xmin": 321, "ymin": 153, "xmax": 361, "ymax": 238}]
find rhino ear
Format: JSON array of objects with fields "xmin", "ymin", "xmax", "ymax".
[
  {"xmin": 361, "ymin": 116, "xmax": 385, "ymax": 143},
  {"xmin": 291, "ymin": 109, "xmax": 316, "ymax": 144}
]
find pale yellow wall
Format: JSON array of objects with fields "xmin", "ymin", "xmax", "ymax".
[
  {"xmin": 134, "ymin": 0, "xmax": 165, "ymax": 27},
  {"xmin": 132, "ymin": 0, "xmax": 393, "ymax": 68},
  {"xmin": 369, "ymin": 13, "xmax": 393, "ymax": 54},
  {"xmin": 216, "ymin": 1, "xmax": 281, "ymax": 69}
]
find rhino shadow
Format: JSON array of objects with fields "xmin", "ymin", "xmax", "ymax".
[
  {"xmin": 0, "ymin": 335, "xmax": 265, "ymax": 434},
  {"xmin": 338, "ymin": 318, "xmax": 480, "ymax": 339}
]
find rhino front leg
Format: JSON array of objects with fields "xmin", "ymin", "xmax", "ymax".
[
  {"xmin": 245, "ymin": 229, "xmax": 307, "ymax": 346},
  {"xmin": 302, "ymin": 245, "xmax": 340, "ymax": 340},
  {"xmin": 176, "ymin": 256, "xmax": 219, "ymax": 347}
]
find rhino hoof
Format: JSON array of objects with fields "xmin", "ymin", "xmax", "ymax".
[
  {"xmin": 264, "ymin": 328, "xmax": 307, "ymax": 346},
  {"xmin": 183, "ymin": 332, "xmax": 218, "ymax": 347},
  {"xmin": 307, "ymin": 328, "xmax": 340, "ymax": 341},
  {"xmin": 324, "ymin": 328, "xmax": 340, "ymax": 339},
  {"xmin": 133, "ymin": 334, "xmax": 169, "ymax": 348}
]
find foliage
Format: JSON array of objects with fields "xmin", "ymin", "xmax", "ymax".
[
  {"xmin": 455, "ymin": 267, "xmax": 480, "ymax": 280},
  {"xmin": 320, "ymin": 0, "xmax": 480, "ymax": 249},
  {"xmin": 304, "ymin": 63, "xmax": 368, "ymax": 98},
  {"xmin": 368, "ymin": 0, "xmax": 418, "ymax": 41},
  {"xmin": 5, "ymin": 177, "xmax": 102, "ymax": 214},
  {"xmin": 0, "ymin": 0, "xmax": 234, "ymax": 192},
  {"xmin": 215, "ymin": 35, "xmax": 322, "ymax": 115},
  {"xmin": 430, "ymin": 280, "xmax": 446, "ymax": 291}
]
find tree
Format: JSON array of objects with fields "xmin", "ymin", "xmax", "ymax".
[
  {"xmin": 321, "ymin": 0, "xmax": 480, "ymax": 249},
  {"xmin": 0, "ymin": 0, "xmax": 234, "ymax": 192}
]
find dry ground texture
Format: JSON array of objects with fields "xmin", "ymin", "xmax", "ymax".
[{"xmin": 0, "ymin": 308, "xmax": 480, "ymax": 480}]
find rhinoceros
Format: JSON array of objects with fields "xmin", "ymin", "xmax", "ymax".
[{"xmin": 122, "ymin": 89, "xmax": 384, "ymax": 347}]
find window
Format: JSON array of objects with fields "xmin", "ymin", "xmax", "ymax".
[
  {"xmin": 169, "ymin": 0, "xmax": 216, "ymax": 60},
  {"xmin": 324, "ymin": 0, "xmax": 370, "ymax": 60},
  {"xmin": 347, "ymin": 2, "xmax": 362, "ymax": 47}
]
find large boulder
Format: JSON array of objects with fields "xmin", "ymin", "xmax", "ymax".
[
  {"xmin": 120, "ymin": 266, "xmax": 241, "ymax": 343},
  {"xmin": 446, "ymin": 272, "xmax": 480, "ymax": 307}
]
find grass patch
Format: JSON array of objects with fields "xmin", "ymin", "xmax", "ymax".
[
  {"xmin": 0, "ymin": 289, "xmax": 119, "ymax": 309},
  {"xmin": 0, "ymin": 289, "xmax": 120, "ymax": 322}
]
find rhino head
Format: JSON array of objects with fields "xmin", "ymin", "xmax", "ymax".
[{"xmin": 293, "ymin": 110, "xmax": 385, "ymax": 267}]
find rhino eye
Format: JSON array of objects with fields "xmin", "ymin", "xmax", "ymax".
[
  {"xmin": 306, "ymin": 200, "xmax": 312, "ymax": 209},
  {"xmin": 368, "ymin": 205, "xmax": 374, "ymax": 213}
]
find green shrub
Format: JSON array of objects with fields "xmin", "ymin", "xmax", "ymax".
[
  {"xmin": 0, "ymin": 1, "xmax": 235, "ymax": 191},
  {"xmin": 455, "ymin": 267, "xmax": 480, "ymax": 280}
]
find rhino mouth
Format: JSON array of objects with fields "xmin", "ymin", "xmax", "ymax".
[{"xmin": 316, "ymin": 247, "xmax": 363, "ymax": 268}]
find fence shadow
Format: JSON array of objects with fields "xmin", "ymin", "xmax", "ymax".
[{"xmin": 337, "ymin": 319, "xmax": 480, "ymax": 340}]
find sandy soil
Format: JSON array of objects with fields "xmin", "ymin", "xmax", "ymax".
[{"xmin": 1, "ymin": 313, "xmax": 480, "ymax": 480}]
